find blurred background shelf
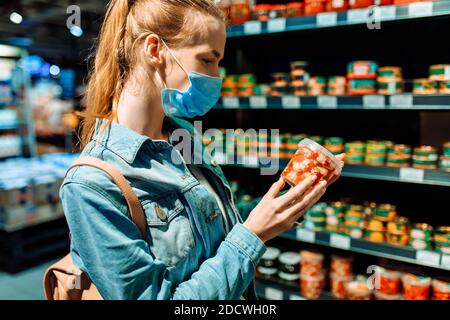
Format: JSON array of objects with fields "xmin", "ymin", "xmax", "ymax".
[
  {"xmin": 227, "ymin": 1, "xmax": 450, "ymax": 38},
  {"xmin": 215, "ymin": 95, "xmax": 450, "ymax": 110},
  {"xmin": 280, "ymin": 228, "xmax": 450, "ymax": 271}
]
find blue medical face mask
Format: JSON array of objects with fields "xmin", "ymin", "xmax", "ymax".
[{"xmin": 159, "ymin": 40, "xmax": 223, "ymax": 118}]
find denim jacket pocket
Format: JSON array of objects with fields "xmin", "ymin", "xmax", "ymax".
[{"xmin": 142, "ymin": 192, "xmax": 195, "ymax": 267}]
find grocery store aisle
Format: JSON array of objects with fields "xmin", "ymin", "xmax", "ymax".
[{"xmin": 0, "ymin": 259, "xmax": 57, "ymax": 300}]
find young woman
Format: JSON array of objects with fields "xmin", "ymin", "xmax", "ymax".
[{"xmin": 61, "ymin": 0, "xmax": 343, "ymax": 300}]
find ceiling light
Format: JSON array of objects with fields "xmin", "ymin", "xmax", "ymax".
[{"xmin": 10, "ymin": 12, "xmax": 23, "ymax": 24}]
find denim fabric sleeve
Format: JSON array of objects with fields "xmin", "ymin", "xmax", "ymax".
[{"xmin": 61, "ymin": 181, "xmax": 267, "ymax": 300}]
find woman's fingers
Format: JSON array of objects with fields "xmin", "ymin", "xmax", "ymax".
[
  {"xmin": 276, "ymin": 174, "xmax": 317, "ymax": 207},
  {"xmin": 264, "ymin": 177, "xmax": 286, "ymax": 199},
  {"xmin": 280, "ymin": 180, "xmax": 327, "ymax": 220}
]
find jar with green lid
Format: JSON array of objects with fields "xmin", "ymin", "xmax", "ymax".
[{"xmin": 411, "ymin": 223, "xmax": 433, "ymax": 240}]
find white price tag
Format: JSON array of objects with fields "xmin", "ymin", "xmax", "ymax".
[
  {"xmin": 330, "ymin": 234, "xmax": 351, "ymax": 250},
  {"xmin": 416, "ymin": 250, "xmax": 440, "ymax": 267},
  {"xmin": 265, "ymin": 287, "xmax": 283, "ymax": 300},
  {"xmin": 249, "ymin": 96, "xmax": 268, "ymax": 109},
  {"xmin": 222, "ymin": 96, "xmax": 239, "ymax": 109},
  {"xmin": 441, "ymin": 254, "xmax": 450, "ymax": 269},
  {"xmin": 244, "ymin": 21, "xmax": 262, "ymax": 35},
  {"xmin": 317, "ymin": 12, "xmax": 338, "ymax": 27},
  {"xmin": 400, "ymin": 168, "xmax": 425, "ymax": 183},
  {"xmin": 267, "ymin": 18, "xmax": 286, "ymax": 33},
  {"xmin": 290, "ymin": 294, "xmax": 306, "ymax": 300},
  {"xmin": 390, "ymin": 95, "xmax": 413, "ymax": 108},
  {"xmin": 408, "ymin": 1, "xmax": 433, "ymax": 18},
  {"xmin": 363, "ymin": 95, "xmax": 385, "ymax": 109},
  {"xmin": 380, "ymin": 6, "xmax": 396, "ymax": 20},
  {"xmin": 318, "ymin": 95, "xmax": 338, "ymax": 109},
  {"xmin": 296, "ymin": 228, "xmax": 315, "ymax": 243},
  {"xmin": 281, "ymin": 96, "xmax": 301, "ymax": 109},
  {"xmin": 347, "ymin": 9, "xmax": 369, "ymax": 24}
]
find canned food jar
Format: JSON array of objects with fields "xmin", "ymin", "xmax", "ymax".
[
  {"xmin": 281, "ymin": 138, "xmax": 343, "ymax": 187},
  {"xmin": 230, "ymin": 0, "xmax": 251, "ymax": 25},
  {"xmin": 300, "ymin": 250, "xmax": 324, "ymax": 276},
  {"xmin": 304, "ymin": 0, "xmax": 327, "ymax": 16},
  {"xmin": 300, "ymin": 271, "xmax": 326, "ymax": 299},
  {"xmin": 278, "ymin": 251, "xmax": 301, "ymax": 283},
  {"xmin": 257, "ymin": 247, "xmax": 281, "ymax": 278},
  {"xmin": 387, "ymin": 232, "xmax": 409, "ymax": 246},
  {"xmin": 347, "ymin": 61, "xmax": 378, "ymax": 79},
  {"xmin": 346, "ymin": 280, "xmax": 372, "ymax": 300},
  {"xmin": 377, "ymin": 267, "xmax": 403, "ymax": 295},
  {"xmin": 346, "ymin": 226, "xmax": 364, "ymax": 238},
  {"xmin": 410, "ymin": 239, "xmax": 432, "ymax": 250},
  {"xmin": 348, "ymin": 79, "xmax": 377, "ymax": 95},
  {"xmin": 387, "ymin": 216, "xmax": 410, "ymax": 233},
  {"xmin": 378, "ymin": 66, "xmax": 402, "ymax": 82},
  {"xmin": 349, "ymin": 0, "xmax": 374, "ymax": 9},
  {"xmin": 378, "ymin": 81, "xmax": 403, "ymax": 95},
  {"xmin": 374, "ymin": 204, "xmax": 397, "ymax": 222},
  {"xmin": 413, "ymin": 78, "xmax": 438, "ymax": 95},
  {"xmin": 411, "ymin": 223, "xmax": 433, "ymax": 240},
  {"xmin": 327, "ymin": 0, "xmax": 349, "ymax": 12},
  {"xmin": 269, "ymin": 4, "xmax": 287, "ymax": 19},
  {"xmin": 433, "ymin": 226, "xmax": 450, "ymax": 243},
  {"xmin": 330, "ymin": 272, "xmax": 353, "ymax": 299},
  {"xmin": 374, "ymin": 291, "xmax": 402, "ymax": 300},
  {"xmin": 271, "ymin": 72, "xmax": 290, "ymax": 84},
  {"xmin": 432, "ymin": 278, "xmax": 450, "ymax": 300},
  {"xmin": 331, "ymin": 254, "xmax": 353, "ymax": 276},
  {"xmin": 286, "ymin": 2, "xmax": 304, "ymax": 17},
  {"xmin": 439, "ymin": 81, "xmax": 450, "ymax": 94},
  {"xmin": 402, "ymin": 274, "xmax": 431, "ymax": 300},
  {"xmin": 364, "ymin": 229, "xmax": 385, "ymax": 243},
  {"xmin": 429, "ymin": 64, "xmax": 450, "ymax": 82},
  {"xmin": 254, "ymin": 4, "xmax": 272, "ymax": 22},
  {"xmin": 366, "ymin": 218, "xmax": 386, "ymax": 232}
]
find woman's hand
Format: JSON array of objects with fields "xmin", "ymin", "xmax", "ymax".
[
  {"xmin": 242, "ymin": 153, "xmax": 345, "ymax": 244},
  {"xmin": 243, "ymin": 175, "xmax": 327, "ymax": 244}
]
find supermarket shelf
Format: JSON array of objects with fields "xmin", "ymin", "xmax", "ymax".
[
  {"xmin": 255, "ymin": 276, "xmax": 335, "ymax": 300},
  {"xmin": 217, "ymin": 155, "xmax": 450, "ymax": 187},
  {"xmin": 281, "ymin": 228, "xmax": 450, "ymax": 271},
  {"xmin": 227, "ymin": 1, "xmax": 450, "ymax": 38},
  {"xmin": 0, "ymin": 123, "xmax": 18, "ymax": 130},
  {"xmin": 215, "ymin": 95, "xmax": 450, "ymax": 110}
]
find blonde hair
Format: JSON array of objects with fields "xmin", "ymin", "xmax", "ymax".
[{"xmin": 77, "ymin": 0, "xmax": 225, "ymax": 148}]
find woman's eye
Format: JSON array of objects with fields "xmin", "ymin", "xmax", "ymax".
[{"xmin": 202, "ymin": 59, "xmax": 213, "ymax": 66}]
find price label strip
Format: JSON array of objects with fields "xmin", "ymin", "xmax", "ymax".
[
  {"xmin": 380, "ymin": 5, "xmax": 397, "ymax": 21},
  {"xmin": 408, "ymin": 1, "xmax": 433, "ymax": 18},
  {"xmin": 363, "ymin": 95, "xmax": 386, "ymax": 109},
  {"xmin": 317, "ymin": 12, "xmax": 338, "ymax": 27},
  {"xmin": 265, "ymin": 287, "xmax": 283, "ymax": 300},
  {"xmin": 249, "ymin": 96, "xmax": 268, "ymax": 109},
  {"xmin": 347, "ymin": 9, "xmax": 369, "ymax": 24},
  {"xmin": 400, "ymin": 167, "xmax": 424, "ymax": 183},
  {"xmin": 318, "ymin": 96, "xmax": 338, "ymax": 109},
  {"xmin": 281, "ymin": 96, "xmax": 301, "ymax": 109},
  {"xmin": 222, "ymin": 96, "xmax": 240, "ymax": 109},
  {"xmin": 267, "ymin": 18, "xmax": 286, "ymax": 33},
  {"xmin": 441, "ymin": 254, "xmax": 450, "ymax": 269},
  {"xmin": 389, "ymin": 95, "xmax": 413, "ymax": 109},
  {"xmin": 330, "ymin": 233, "xmax": 351, "ymax": 250},
  {"xmin": 296, "ymin": 228, "xmax": 315, "ymax": 243},
  {"xmin": 244, "ymin": 21, "xmax": 262, "ymax": 35},
  {"xmin": 416, "ymin": 250, "xmax": 440, "ymax": 268}
]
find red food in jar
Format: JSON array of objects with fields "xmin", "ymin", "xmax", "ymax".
[
  {"xmin": 304, "ymin": 1, "xmax": 327, "ymax": 16},
  {"xmin": 402, "ymin": 274, "xmax": 431, "ymax": 300},
  {"xmin": 281, "ymin": 138, "xmax": 342, "ymax": 187},
  {"xmin": 378, "ymin": 269, "xmax": 402, "ymax": 295},
  {"xmin": 432, "ymin": 278, "xmax": 450, "ymax": 300},
  {"xmin": 286, "ymin": 2, "xmax": 305, "ymax": 17},
  {"xmin": 230, "ymin": 0, "xmax": 250, "ymax": 25}
]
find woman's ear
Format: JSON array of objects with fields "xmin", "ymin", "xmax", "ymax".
[{"xmin": 143, "ymin": 34, "xmax": 164, "ymax": 68}]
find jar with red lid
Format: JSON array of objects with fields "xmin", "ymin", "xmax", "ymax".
[
  {"xmin": 304, "ymin": 0, "xmax": 328, "ymax": 16},
  {"xmin": 254, "ymin": 4, "xmax": 272, "ymax": 22},
  {"xmin": 281, "ymin": 138, "xmax": 343, "ymax": 187},
  {"xmin": 327, "ymin": 0, "xmax": 349, "ymax": 12},
  {"xmin": 230, "ymin": 0, "xmax": 250, "ymax": 25},
  {"xmin": 286, "ymin": 2, "xmax": 304, "ymax": 17}
]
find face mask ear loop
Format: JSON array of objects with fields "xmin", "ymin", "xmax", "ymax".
[{"xmin": 159, "ymin": 37, "xmax": 190, "ymax": 78}]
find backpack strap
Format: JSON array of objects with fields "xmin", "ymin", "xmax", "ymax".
[{"xmin": 66, "ymin": 156, "xmax": 147, "ymax": 239}]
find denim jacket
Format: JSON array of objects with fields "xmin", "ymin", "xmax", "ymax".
[{"xmin": 60, "ymin": 116, "xmax": 267, "ymax": 300}]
